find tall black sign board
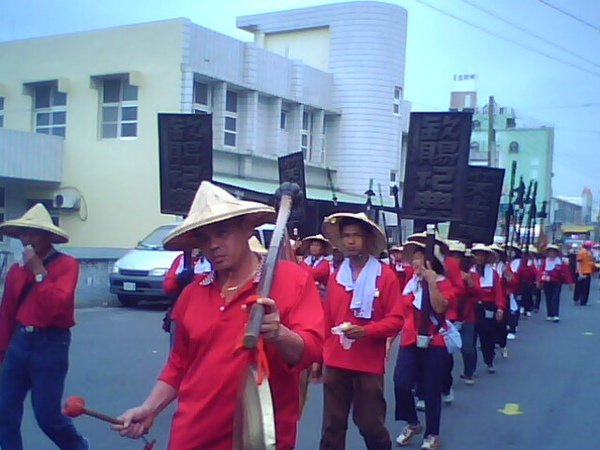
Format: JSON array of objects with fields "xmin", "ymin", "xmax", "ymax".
[
  {"xmin": 158, "ymin": 114, "xmax": 213, "ymax": 216},
  {"xmin": 449, "ymin": 166, "xmax": 505, "ymax": 244},
  {"xmin": 402, "ymin": 112, "xmax": 472, "ymax": 222},
  {"xmin": 278, "ymin": 152, "xmax": 307, "ymax": 235}
]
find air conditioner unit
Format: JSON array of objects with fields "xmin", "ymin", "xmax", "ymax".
[{"xmin": 53, "ymin": 191, "xmax": 81, "ymax": 210}]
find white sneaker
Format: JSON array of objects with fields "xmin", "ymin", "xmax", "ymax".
[
  {"xmin": 525, "ymin": 311, "xmax": 532, "ymax": 317},
  {"xmin": 501, "ymin": 347, "xmax": 509, "ymax": 358},
  {"xmin": 546, "ymin": 317, "xmax": 553, "ymax": 321},
  {"xmin": 442, "ymin": 389, "xmax": 454, "ymax": 404},
  {"xmin": 416, "ymin": 399, "xmax": 425, "ymax": 411},
  {"xmin": 553, "ymin": 316, "xmax": 560, "ymax": 323},
  {"xmin": 421, "ymin": 434, "xmax": 441, "ymax": 450},
  {"xmin": 396, "ymin": 424, "xmax": 423, "ymax": 446},
  {"xmin": 507, "ymin": 333, "xmax": 516, "ymax": 340}
]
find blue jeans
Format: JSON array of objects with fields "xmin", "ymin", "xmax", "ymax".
[
  {"xmin": 459, "ymin": 322, "xmax": 477, "ymax": 378},
  {"xmin": 0, "ymin": 327, "xmax": 87, "ymax": 450}
]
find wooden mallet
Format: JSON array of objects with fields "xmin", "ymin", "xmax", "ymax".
[{"xmin": 63, "ymin": 396, "xmax": 156, "ymax": 450}]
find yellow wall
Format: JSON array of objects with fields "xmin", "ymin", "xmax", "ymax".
[
  {"xmin": 264, "ymin": 27, "xmax": 330, "ymax": 71},
  {"xmin": 0, "ymin": 19, "xmax": 187, "ymax": 249}
]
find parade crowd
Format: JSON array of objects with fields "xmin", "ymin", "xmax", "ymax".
[{"xmin": 0, "ymin": 182, "xmax": 595, "ymax": 450}]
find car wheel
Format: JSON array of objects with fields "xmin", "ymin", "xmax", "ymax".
[{"xmin": 117, "ymin": 295, "xmax": 140, "ymax": 307}]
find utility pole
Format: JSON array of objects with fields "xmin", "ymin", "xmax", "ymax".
[{"xmin": 487, "ymin": 95, "xmax": 496, "ymax": 167}]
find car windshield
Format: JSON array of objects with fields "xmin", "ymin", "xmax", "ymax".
[{"xmin": 136, "ymin": 225, "xmax": 177, "ymax": 250}]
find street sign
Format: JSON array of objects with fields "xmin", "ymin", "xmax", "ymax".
[{"xmin": 158, "ymin": 114, "xmax": 213, "ymax": 216}]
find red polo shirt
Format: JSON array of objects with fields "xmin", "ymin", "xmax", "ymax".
[
  {"xmin": 323, "ymin": 263, "xmax": 404, "ymax": 375},
  {"xmin": 159, "ymin": 260, "xmax": 324, "ymax": 450},
  {"xmin": 0, "ymin": 253, "xmax": 79, "ymax": 363},
  {"xmin": 468, "ymin": 266, "xmax": 506, "ymax": 310},
  {"xmin": 301, "ymin": 257, "xmax": 330, "ymax": 287}
]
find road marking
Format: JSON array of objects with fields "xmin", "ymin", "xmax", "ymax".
[
  {"xmin": 498, "ymin": 403, "xmax": 523, "ymax": 416},
  {"xmin": 584, "ymin": 332, "xmax": 594, "ymax": 336}
]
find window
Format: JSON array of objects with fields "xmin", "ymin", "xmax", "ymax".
[
  {"xmin": 301, "ymin": 110, "xmax": 312, "ymax": 159},
  {"xmin": 470, "ymin": 142, "xmax": 480, "ymax": 152},
  {"xmin": 389, "ymin": 170, "xmax": 398, "ymax": 196},
  {"xmin": 224, "ymin": 90, "xmax": 238, "ymax": 147},
  {"xmin": 509, "ymin": 141, "xmax": 519, "ymax": 153},
  {"xmin": 472, "ymin": 120, "xmax": 481, "ymax": 130},
  {"xmin": 193, "ymin": 81, "xmax": 211, "ymax": 114},
  {"xmin": 280, "ymin": 108, "xmax": 288, "ymax": 130},
  {"xmin": 101, "ymin": 78, "xmax": 138, "ymax": 139},
  {"xmin": 393, "ymin": 86, "xmax": 402, "ymax": 115},
  {"xmin": 33, "ymin": 84, "xmax": 67, "ymax": 137},
  {"xmin": 0, "ymin": 98, "xmax": 4, "ymax": 128}
]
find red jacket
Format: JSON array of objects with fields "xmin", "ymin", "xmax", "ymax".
[
  {"xmin": 390, "ymin": 262, "xmax": 413, "ymax": 293},
  {"xmin": 160, "ymin": 260, "xmax": 324, "ymax": 450},
  {"xmin": 0, "ymin": 253, "xmax": 79, "ymax": 363},
  {"xmin": 468, "ymin": 265, "xmax": 506, "ymax": 310},
  {"xmin": 537, "ymin": 258, "xmax": 574, "ymax": 285},
  {"xmin": 301, "ymin": 256, "xmax": 330, "ymax": 287},
  {"xmin": 323, "ymin": 262, "xmax": 404, "ymax": 375},
  {"xmin": 400, "ymin": 277, "xmax": 456, "ymax": 347}
]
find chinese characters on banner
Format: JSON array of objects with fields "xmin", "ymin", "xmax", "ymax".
[
  {"xmin": 158, "ymin": 114, "xmax": 213, "ymax": 215},
  {"xmin": 402, "ymin": 112, "xmax": 472, "ymax": 222},
  {"xmin": 449, "ymin": 166, "xmax": 505, "ymax": 244},
  {"xmin": 278, "ymin": 151, "xmax": 307, "ymax": 235}
]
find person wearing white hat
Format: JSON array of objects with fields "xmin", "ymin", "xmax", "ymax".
[
  {"xmin": 114, "ymin": 181, "xmax": 324, "ymax": 450},
  {"xmin": 0, "ymin": 203, "xmax": 89, "ymax": 449},
  {"xmin": 389, "ymin": 245, "xmax": 413, "ymax": 292},
  {"xmin": 469, "ymin": 244, "xmax": 506, "ymax": 374},
  {"xmin": 319, "ymin": 212, "xmax": 403, "ymax": 450},
  {"xmin": 537, "ymin": 245, "xmax": 574, "ymax": 322},
  {"xmin": 300, "ymin": 234, "xmax": 333, "ymax": 297},
  {"xmin": 393, "ymin": 240, "xmax": 455, "ymax": 450}
]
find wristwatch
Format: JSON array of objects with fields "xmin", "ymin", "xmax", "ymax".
[{"xmin": 35, "ymin": 273, "xmax": 46, "ymax": 283}]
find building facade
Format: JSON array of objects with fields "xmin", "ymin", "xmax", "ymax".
[{"xmin": 0, "ymin": 1, "xmax": 408, "ymax": 268}]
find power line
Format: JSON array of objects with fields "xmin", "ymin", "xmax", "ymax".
[
  {"xmin": 460, "ymin": 0, "xmax": 600, "ymax": 70},
  {"xmin": 413, "ymin": 0, "xmax": 600, "ymax": 79},
  {"xmin": 537, "ymin": 0, "xmax": 600, "ymax": 34}
]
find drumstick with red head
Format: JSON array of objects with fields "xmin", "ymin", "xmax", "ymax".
[{"xmin": 63, "ymin": 396, "xmax": 156, "ymax": 450}]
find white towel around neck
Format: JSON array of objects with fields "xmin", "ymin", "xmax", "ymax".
[
  {"xmin": 544, "ymin": 256, "xmax": 562, "ymax": 272},
  {"xmin": 304, "ymin": 256, "xmax": 325, "ymax": 267},
  {"xmin": 471, "ymin": 264, "xmax": 495, "ymax": 288},
  {"xmin": 336, "ymin": 256, "xmax": 381, "ymax": 319},
  {"xmin": 510, "ymin": 259, "xmax": 521, "ymax": 272},
  {"xmin": 403, "ymin": 273, "xmax": 446, "ymax": 310}
]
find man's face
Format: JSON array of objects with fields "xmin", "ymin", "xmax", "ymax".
[
  {"xmin": 473, "ymin": 252, "xmax": 486, "ymax": 265},
  {"xmin": 309, "ymin": 241, "xmax": 324, "ymax": 257},
  {"xmin": 341, "ymin": 224, "xmax": 367, "ymax": 256},
  {"xmin": 390, "ymin": 250, "xmax": 402, "ymax": 263},
  {"xmin": 18, "ymin": 229, "xmax": 51, "ymax": 255},
  {"xmin": 411, "ymin": 249, "xmax": 426, "ymax": 274},
  {"xmin": 194, "ymin": 218, "xmax": 252, "ymax": 271}
]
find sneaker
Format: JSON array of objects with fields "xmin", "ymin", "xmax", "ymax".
[
  {"xmin": 416, "ymin": 399, "xmax": 426, "ymax": 411},
  {"xmin": 421, "ymin": 434, "xmax": 441, "ymax": 450},
  {"xmin": 396, "ymin": 424, "xmax": 424, "ymax": 446},
  {"xmin": 553, "ymin": 316, "xmax": 560, "ymax": 323},
  {"xmin": 507, "ymin": 333, "xmax": 516, "ymax": 340},
  {"xmin": 501, "ymin": 347, "xmax": 509, "ymax": 358},
  {"xmin": 463, "ymin": 376, "xmax": 475, "ymax": 385},
  {"xmin": 525, "ymin": 311, "xmax": 532, "ymax": 317},
  {"xmin": 442, "ymin": 389, "xmax": 454, "ymax": 404},
  {"xmin": 487, "ymin": 365, "xmax": 496, "ymax": 374},
  {"xmin": 546, "ymin": 317, "xmax": 553, "ymax": 321}
]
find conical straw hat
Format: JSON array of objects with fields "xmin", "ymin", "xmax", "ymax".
[
  {"xmin": 248, "ymin": 236, "xmax": 267, "ymax": 255},
  {"xmin": 407, "ymin": 231, "xmax": 450, "ymax": 254},
  {"xmin": 300, "ymin": 234, "xmax": 333, "ymax": 255},
  {"xmin": 0, "ymin": 203, "xmax": 68, "ymax": 244},
  {"xmin": 322, "ymin": 212, "xmax": 387, "ymax": 257},
  {"xmin": 164, "ymin": 181, "xmax": 275, "ymax": 250}
]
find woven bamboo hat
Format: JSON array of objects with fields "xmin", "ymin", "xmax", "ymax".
[
  {"xmin": 163, "ymin": 181, "xmax": 275, "ymax": 250},
  {"xmin": 300, "ymin": 234, "xmax": 333, "ymax": 255},
  {"xmin": 406, "ymin": 231, "xmax": 450, "ymax": 254},
  {"xmin": 447, "ymin": 240, "xmax": 466, "ymax": 254},
  {"xmin": 322, "ymin": 212, "xmax": 387, "ymax": 257},
  {"xmin": 248, "ymin": 236, "xmax": 268, "ymax": 255},
  {"xmin": 0, "ymin": 203, "xmax": 68, "ymax": 244},
  {"xmin": 472, "ymin": 243, "xmax": 493, "ymax": 254}
]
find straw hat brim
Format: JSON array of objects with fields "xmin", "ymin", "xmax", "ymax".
[
  {"xmin": 402, "ymin": 240, "xmax": 445, "ymax": 266},
  {"xmin": 0, "ymin": 222, "xmax": 68, "ymax": 244},
  {"xmin": 322, "ymin": 213, "xmax": 387, "ymax": 257},
  {"xmin": 300, "ymin": 235, "xmax": 333, "ymax": 255},
  {"xmin": 472, "ymin": 245, "xmax": 493, "ymax": 254},
  {"xmin": 406, "ymin": 232, "xmax": 450, "ymax": 254},
  {"xmin": 163, "ymin": 205, "xmax": 275, "ymax": 251}
]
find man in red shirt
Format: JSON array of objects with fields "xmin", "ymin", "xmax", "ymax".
[
  {"xmin": 319, "ymin": 212, "xmax": 404, "ymax": 450},
  {"xmin": 0, "ymin": 204, "xmax": 88, "ymax": 450},
  {"xmin": 300, "ymin": 234, "xmax": 332, "ymax": 297},
  {"xmin": 114, "ymin": 181, "xmax": 324, "ymax": 450}
]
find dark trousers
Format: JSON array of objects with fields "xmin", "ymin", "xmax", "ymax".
[
  {"xmin": 320, "ymin": 366, "xmax": 391, "ymax": 450},
  {"xmin": 459, "ymin": 322, "xmax": 477, "ymax": 378},
  {"xmin": 532, "ymin": 287, "xmax": 542, "ymax": 311},
  {"xmin": 475, "ymin": 304, "xmax": 497, "ymax": 367},
  {"xmin": 544, "ymin": 282, "xmax": 562, "ymax": 317},
  {"xmin": 521, "ymin": 284, "xmax": 533, "ymax": 312},
  {"xmin": 0, "ymin": 327, "xmax": 86, "ymax": 450},
  {"xmin": 574, "ymin": 275, "xmax": 591, "ymax": 305},
  {"xmin": 442, "ymin": 352, "xmax": 454, "ymax": 396},
  {"xmin": 394, "ymin": 346, "xmax": 446, "ymax": 437}
]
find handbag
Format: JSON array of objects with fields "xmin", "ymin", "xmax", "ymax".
[{"xmin": 431, "ymin": 316, "xmax": 462, "ymax": 354}]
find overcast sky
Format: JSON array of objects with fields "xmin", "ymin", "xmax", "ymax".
[{"xmin": 2, "ymin": 0, "xmax": 599, "ymax": 199}]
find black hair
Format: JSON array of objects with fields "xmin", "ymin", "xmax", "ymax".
[
  {"xmin": 338, "ymin": 217, "xmax": 373, "ymax": 237},
  {"xmin": 412, "ymin": 247, "xmax": 446, "ymax": 275}
]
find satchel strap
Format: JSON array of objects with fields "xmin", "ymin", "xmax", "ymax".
[{"xmin": 17, "ymin": 251, "xmax": 64, "ymax": 307}]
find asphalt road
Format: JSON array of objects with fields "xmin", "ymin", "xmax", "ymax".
[{"xmin": 20, "ymin": 286, "xmax": 600, "ymax": 449}]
